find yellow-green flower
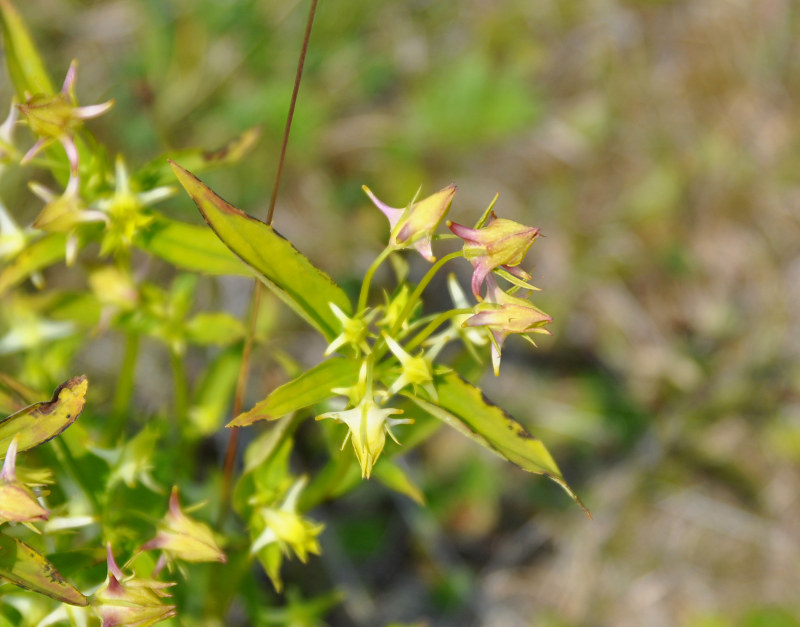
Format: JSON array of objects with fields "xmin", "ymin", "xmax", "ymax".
[
  {"xmin": 464, "ymin": 275, "xmax": 552, "ymax": 375},
  {"xmin": 317, "ymin": 362, "xmax": 411, "ymax": 478},
  {"xmin": 324, "ymin": 304, "xmax": 378, "ymax": 357},
  {"xmin": 250, "ymin": 477, "xmax": 323, "ymax": 562},
  {"xmin": 92, "ymin": 544, "xmax": 176, "ymax": 627},
  {"xmin": 448, "ymin": 208, "xmax": 540, "ymax": 300},
  {"xmin": 18, "ymin": 60, "xmax": 113, "ymax": 174},
  {"xmin": 29, "ymin": 173, "xmax": 107, "ymax": 264},
  {"xmin": 0, "ymin": 436, "xmax": 49, "ymax": 525},
  {"xmin": 382, "ymin": 333, "xmax": 436, "ymax": 400},
  {"xmin": 363, "ymin": 184, "xmax": 456, "ymax": 262},
  {"xmin": 140, "ymin": 486, "xmax": 226, "ymax": 564},
  {"xmin": 93, "ymin": 156, "xmax": 173, "ymax": 256}
]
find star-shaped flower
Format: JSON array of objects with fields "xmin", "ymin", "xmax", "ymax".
[
  {"xmin": 18, "ymin": 59, "xmax": 113, "ymax": 175},
  {"xmin": 317, "ymin": 362, "xmax": 412, "ymax": 478}
]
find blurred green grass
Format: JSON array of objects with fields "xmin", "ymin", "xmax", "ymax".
[{"xmin": 5, "ymin": 0, "xmax": 800, "ymax": 624}]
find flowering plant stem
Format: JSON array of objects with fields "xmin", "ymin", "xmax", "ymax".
[
  {"xmin": 357, "ymin": 246, "xmax": 393, "ymax": 312},
  {"xmin": 403, "ymin": 307, "xmax": 473, "ymax": 352}
]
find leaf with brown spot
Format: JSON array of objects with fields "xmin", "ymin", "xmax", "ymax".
[
  {"xmin": 0, "ymin": 532, "xmax": 88, "ymax": 606},
  {"xmin": 408, "ymin": 371, "xmax": 590, "ymax": 518},
  {"xmin": 0, "ymin": 376, "xmax": 88, "ymax": 458}
]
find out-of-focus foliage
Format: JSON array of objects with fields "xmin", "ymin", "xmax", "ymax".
[{"xmin": 1, "ymin": 0, "xmax": 800, "ymax": 625}]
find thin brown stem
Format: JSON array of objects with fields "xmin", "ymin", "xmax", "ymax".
[
  {"xmin": 218, "ymin": 282, "xmax": 261, "ymax": 523},
  {"xmin": 219, "ymin": 0, "xmax": 319, "ymax": 521},
  {"xmin": 266, "ymin": 0, "xmax": 319, "ymax": 225}
]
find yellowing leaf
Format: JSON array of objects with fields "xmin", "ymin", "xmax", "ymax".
[
  {"xmin": 134, "ymin": 127, "xmax": 261, "ymax": 189},
  {"xmin": 0, "ymin": 375, "xmax": 88, "ymax": 457},
  {"xmin": 0, "ymin": 532, "xmax": 88, "ymax": 606}
]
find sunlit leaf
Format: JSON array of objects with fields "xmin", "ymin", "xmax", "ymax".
[
  {"xmin": 408, "ymin": 372, "xmax": 590, "ymax": 517},
  {"xmin": 229, "ymin": 358, "xmax": 360, "ymax": 427},
  {"xmin": 135, "ymin": 214, "xmax": 251, "ymax": 276},
  {"xmin": 0, "ymin": 375, "xmax": 88, "ymax": 458},
  {"xmin": 0, "ymin": 532, "xmax": 88, "ymax": 606},
  {"xmin": 170, "ymin": 161, "xmax": 352, "ymax": 341}
]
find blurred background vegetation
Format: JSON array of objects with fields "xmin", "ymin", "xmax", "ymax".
[{"xmin": 3, "ymin": 0, "xmax": 800, "ymax": 625}]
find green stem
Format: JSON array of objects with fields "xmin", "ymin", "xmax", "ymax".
[
  {"xmin": 169, "ymin": 349, "xmax": 189, "ymax": 438},
  {"xmin": 357, "ymin": 246, "xmax": 393, "ymax": 312},
  {"xmin": 388, "ymin": 251, "xmax": 462, "ymax": 337},
  {"xmin": 372, "ymin": 251, "xmax": 462, "ymax": 361},
  {"xmin": 108, "ymin": 332, "xmax": 139, "ymax": 444},
  {"xmin": 50, "ymin": 438, "xmax": 101, "ymax": 515},
  {"xmin": 403, "ymin": 308, "xmax": 473, "ymax": 353}
]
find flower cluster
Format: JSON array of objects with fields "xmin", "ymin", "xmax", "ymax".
[
  {"xmin": 10, "ymin": 61, "xmax": 172, "ymax": 265},
  {"xmin": 91, "ymin": 545, "xmax": 176, "ymax": 627},
  {"xmin": 313, "ymin": 186, "xmax": 551, "ymax": 476}
]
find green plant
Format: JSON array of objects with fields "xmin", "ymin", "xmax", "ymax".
[{"xmin": 0, "ymin": 1, "xmax": 586, "ymax": 624}]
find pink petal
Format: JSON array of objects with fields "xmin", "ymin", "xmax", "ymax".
[
  {"xmin": 73, "ymin": 100, "xmax": 114, "ymax": 120},
  {"xmin": 61, "ymin": 60, "xmax": 78, "ymax": 96},
  {"xmin": 106, "ymin": 544, "xmax": 125, "ymax": 580},
  {"xmin": 1, "ymin": 437, "xmax": 18, "ymax": 481},
  {"xmin": 412, "ymin": 237, "xmax": 435, "ymax": 262},
  {"xmin": 21, "ymin": 138, "xmax": 49, "ymax": 165},
  {"xmin": 60, "ymin": 136, "xmax": 79, "ymax": 175},
  {"xmin": 363, "ymin": 186, "xmax": 403, "ymax": 230},
  {"xmin": 447, "ymin": 220, "xmax": 480, "ymax": 244},
  {"xmin": 470, "ymin": 261, "xmax": 492, "ymax": 300}
]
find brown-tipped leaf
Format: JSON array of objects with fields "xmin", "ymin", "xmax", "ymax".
[
  {"xmin": 170, "ymin": 161, "xmax": 352, "ymax": 341},
  {"xmin": 409, "ymin": 372, "xmax": 590, "ymax": 517},
  {"xmin": 0, "ymin": 376, "xmax": 88, "ymax": 457}
]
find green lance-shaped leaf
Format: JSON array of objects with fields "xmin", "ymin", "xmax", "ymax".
[
  {"xmin": 0, "ymin": 0, "xmax": 54, "ymax": 98},
  {"xmin": 0, "ymin": 375, "xmax": 88, "ymax": 458},
  {"xmin": 408, "ymin": 372, "xmax": 590, "ymax": 518},
  {"xmin": 0, "ymin": 233, "xmax": 66, "ymax": 296},
  {"xmin": 0, "ymin": 532, "xmax": 88, "ymax": 606},
  {"xmin": 170, "ymin": 161, "xmax": 352, "ymax": 341},
  {"xmin": 135, "ymin": 215, "xmax": 251, "ymax": 277},
  {"xmin": 229, "ymin": 358, "xmax": 360, "ymax": 427},
  {"xmin": 134, "ymin": 127, "xmax": 261, "ymax": 189}
]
